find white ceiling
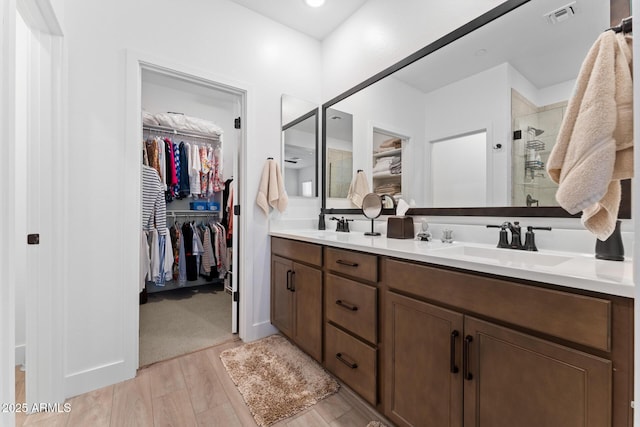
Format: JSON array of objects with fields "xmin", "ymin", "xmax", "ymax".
[
  {"xmin": 393, "ymin": 0, "xmax": 609, "ymax": 93},
  {"xmin": 228, "ymin": 0, "xmax": 369, "ymax": 40}
]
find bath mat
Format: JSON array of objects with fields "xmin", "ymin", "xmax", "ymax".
[{"xmin": 219, "ymin": 334, "xmax": 339, "ymax": 426}]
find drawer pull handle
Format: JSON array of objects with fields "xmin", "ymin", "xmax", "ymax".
[
  {"xmin": 336, "ymin": 352, "xmax": 358, "ymax": 369},
  {"xmin": 336, "ymin": 259, "xmax": 359, "ymax": 267},
  {"xmin": 290, "ymin": 271, "xmax": 296, "ymax": 292},
  {"xmin": 336, "ymin": 300, "xmax": 358, "ymax": 311},
  {"xmin": 463, "ymin": 335, "xmax": 473, "ymax": 381},
  {"xmin": 450, "ymin": 330, "xmax": 459, "ymax": 374},
  {"xmin": 286, "ymin": 270, "xmax": 292, "ymax": 291}
]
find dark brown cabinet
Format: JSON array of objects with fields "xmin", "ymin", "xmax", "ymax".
[
  {"xmin": 270, "ymin": 238, "xmax": 633, "ymax": 426},
  {"xmin": 324, "ymin": 247, "xmax": 379, "ymax": 405},
  {"xmin": 270, "ymin": 238, "xmax": 323, "ymax": 362},
  {"xmin": 385, "ymin": 292, "xmax": 463, "ymax": 427},
  {"xmin": 382, "ymin": 256, "xmax": 628, "ymax": 427},
  {"xmin": 385, "ymin": 291, "xmax": 613, "ymax": 427},
  {"xmin": 463, "ymin": 317, "xmax": 611, "ymax": 427}
]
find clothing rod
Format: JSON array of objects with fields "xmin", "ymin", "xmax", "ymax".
[{"xmin": 143, "ymin": 125, "xmax": 221, "ymax": 142}]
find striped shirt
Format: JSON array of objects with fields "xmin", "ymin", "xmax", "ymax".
[{"xmin": 142, "ymin": 165, "xmax": 167, "ymax": 235}]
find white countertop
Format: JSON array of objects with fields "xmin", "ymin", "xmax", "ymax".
[{"xmin": 270, "ymin": 229, "xmax": 635, "ymax": 298}]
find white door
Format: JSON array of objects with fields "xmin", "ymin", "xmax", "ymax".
[{"xmin": 16, "ymin": 0, "xmax": 66, "ymax": 410}]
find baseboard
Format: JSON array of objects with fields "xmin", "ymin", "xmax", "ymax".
[
  {"xmin": 246, "ymin": 320, "xmax": 278, "ymax": 342},
  {"xmin": 15, "ymin": 344, "xmax": 25, "ymax": 367},
  {"xmin": 64, "ymin": 360, "xmax": 132, "ymax": 399}
]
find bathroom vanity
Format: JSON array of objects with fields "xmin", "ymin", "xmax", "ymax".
[{"xmin": 269, "ymin": 231, "xmax": 633, "ymax": 427}]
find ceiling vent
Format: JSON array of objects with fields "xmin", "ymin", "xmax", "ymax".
[{"xmin": 545, "ymin": 2, "xmax": 578, "ymax": 24}]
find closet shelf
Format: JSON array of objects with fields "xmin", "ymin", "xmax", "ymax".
[
  {"xmin": 373, "ymin": 148, "xmax": 402, "ymax": 158},
  {"xmin": 167, "ymin": 210, "xmax": 220, "ymax": 216},
  {"xmin": 373, "ymin": 172, "xmax": 402, "ymax": 179},
  {"xmin": 143, "ymin": 124, "xmax": 221, "ymax": 142}
]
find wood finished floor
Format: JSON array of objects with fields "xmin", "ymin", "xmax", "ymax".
[{"xmin": 15, "ymin": 339, "xmax": 389, "ymax": 427}]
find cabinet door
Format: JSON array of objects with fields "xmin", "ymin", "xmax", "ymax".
[
  {"xmin": 271, "ymin": 255, "xmax": 294, "ymax": 338},
  {"xmin": 463, "ymin": 317, "xmax": 612, "ymax": 427},
  {"xmin": 385, "ymin": 292, "xmax": 464, "ymax": 427},
  {"xmin": 292, "ymin": 262, "xmax": 323, "ymax": 362}
]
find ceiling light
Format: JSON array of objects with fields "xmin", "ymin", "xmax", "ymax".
[{"xmin": 305, "ymin": 0, "xmax": 325, "ymax": 8}]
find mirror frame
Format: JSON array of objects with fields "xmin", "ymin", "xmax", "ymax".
[
  {"xmin": 321, "ymin": 0, "xmax": 631, "ymax": 219},
  {"xmin": 283, "ymin": 107, "xmax": 319, "ymax": 198}
]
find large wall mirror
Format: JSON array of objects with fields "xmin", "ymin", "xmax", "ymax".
[
  {"xmin": 282, "ymin": 94, "xmax": 319, "ymax": 198},
  {"xmin": 321, "ymin": 0, "xmax": 631, "ymax": 217}
]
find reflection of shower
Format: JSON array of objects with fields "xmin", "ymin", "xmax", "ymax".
[
  {"xmin": 525, "ymin": 126, "xmax": 545, "ymax": 179},
  {"xmin": 527, "ymin": 126, "xmax": 544, "ymax": 136}
]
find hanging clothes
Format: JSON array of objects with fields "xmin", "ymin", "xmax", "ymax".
[
  {"xmin": 178, "ymin": 142, "xmax": 190, "ymax": 197},
  {"xmin": 188, "ymin": 143, "xmax": 202, "ymax": 196},
  {"xmin": 181, "ymin": 222, "xmax": 198, "ymax": 281},
  {"xmin": 142, "ymin": 165, "xmax": 166, "ymax": 234}
]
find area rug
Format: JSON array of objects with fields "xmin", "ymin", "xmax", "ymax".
[{"xmin": 219, "ymin": 334, "xmax": 339, "ymax": 426}]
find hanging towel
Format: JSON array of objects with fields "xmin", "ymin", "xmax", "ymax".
[
  {"xmin": 347, "ymin": 170, "xmax": 370, "ymax": 208},
  {"xmin": 256, "ymin": 159, "xmax": 288, "ymax": 215},
  {"xmin": 547, "ymin": 31, "xmax": 633, "ymax": 240}
]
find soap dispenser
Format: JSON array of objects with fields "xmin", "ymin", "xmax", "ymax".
[{"xmin": 595, "ymin": 220, "xmax": 624, "ymax": 261}]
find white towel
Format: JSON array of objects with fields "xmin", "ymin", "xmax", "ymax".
[
  {"xmin": 347, "ymin": 170, "xmax": 370, "ymax": 208},
  {"xmin": 256, "ymin": 159, "xmax": 288, "ymax": 215},
  {"xmin": 547, "ymin": 31, "xmax": 633, "ymax": 240}
]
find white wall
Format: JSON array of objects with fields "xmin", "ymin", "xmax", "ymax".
[
  {"xmin": 424, "ymin": 63, "xmax": 510, "ymax": 206},
  {"xmin": 321, "ymin": 0, "xmax": 505, "ymax": 100},
  {"xmin": 62, "ymin": 0, "xmax": 321, "ymax": 397},
  {"xmin": 328, "ymin": 75, "xmax": 426, "ymax": 207}
]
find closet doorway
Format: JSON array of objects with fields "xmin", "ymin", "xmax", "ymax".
[{"xmin": 137, "ymin": 65, "xmax": 242, "ymax": 367}]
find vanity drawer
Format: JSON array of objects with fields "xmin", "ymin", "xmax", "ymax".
[
  {"xmin": 271, "ymin": 237, "xmax": 322, "ymax": 267},
  {"xmin": 384, "ymin": 258, "xmax": 612, "ymax": 351},
  {"xmin": 326, "ymin": 274, "xmax": 377, "ymax": 344},
  {"xmin": 325, "ymin": 247, "xmax": 378, "ymax": 282},
  {"xmin": 325, "ymin": 323, "xmax": 377, "ymax": 405}
]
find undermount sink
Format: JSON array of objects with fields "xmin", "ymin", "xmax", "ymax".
[{"xmin": 431, "ymin": 245, "xmax": 572, "ymax": 267}]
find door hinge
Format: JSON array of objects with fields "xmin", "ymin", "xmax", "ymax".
[
  {"xmin": 234, "ymin": 205, "xmax": 240, "ymax": 215},
  {"xmin": 233, "ymin": 291, "xmax": 239, "ymax": 302},
  {"xmin": 27, "ymin": 234, "xmax": 40, "ymax": 245},
  {"xmin": 234, "ymin": 117, "xmax": 241, "ymax": 129}
]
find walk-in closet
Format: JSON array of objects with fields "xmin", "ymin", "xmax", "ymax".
[{"xmin": 139, "ymin": 69, "xmax": 241, "ymax": 367}]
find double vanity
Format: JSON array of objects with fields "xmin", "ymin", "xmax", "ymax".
[{"xmin": 269, "ymin": 230, "xmax": 633, "ymax": 427}]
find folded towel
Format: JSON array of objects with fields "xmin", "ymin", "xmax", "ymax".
[
  {"xmin": 347, "ymin": 170, "xmax": 370, "ymax": 208},
  {"xmin": 256, "ymin": 159, "xmax": 288, "ymax": 216},
  {"xmin": 379, "ymin": 137, "xmax": 402, "ymax": 149},
  {"xmin": 547, "ymin": 31, "xmax": 633, "ymax": 240}
]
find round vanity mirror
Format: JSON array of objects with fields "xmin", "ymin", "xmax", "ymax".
[{"xmin": 362, "ymin": 193, "xmax": 382, "ymax": 236}]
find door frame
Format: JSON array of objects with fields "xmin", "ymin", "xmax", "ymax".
[
  {"xmin": 124, "ymin": 50, "xmax": 250, "ymax": 372},
  {"xmin": 3, "ymin": 0, "xmax": 67, "ymax": 419},
  {"xmin": 0, "ymin": 0, "xmax": 18, "ymax": 424}
]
